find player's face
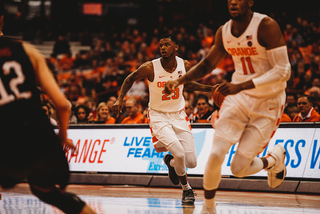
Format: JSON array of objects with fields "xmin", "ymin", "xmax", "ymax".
[
  {"xmin": 228, "ymin": 0, "xmax": 252, "ymax": 20},
  {"xmin": 159, "ymin": 38, "xmax": 177, "ymax": 59}
]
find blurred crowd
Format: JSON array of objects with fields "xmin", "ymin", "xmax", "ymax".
[{"xmin": 37, "ymin": 12, "xmax": 320, "ymax": 124}]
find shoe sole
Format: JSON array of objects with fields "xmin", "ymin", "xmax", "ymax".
[
  {"xmin": 182, "ymin": 203, "xmax": 195, "ymax": 207},
  {"xmin": 182, "ymin": 200, "xmax": 195, "ymax": 205}
]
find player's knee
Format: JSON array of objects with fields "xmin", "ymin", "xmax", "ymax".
[
  {"xmin": 230, "ymin": 163, "xmax": 245, "ymax": 178},
  {"xmin": 208, "ymin": 151, "xmax": 224, "ymax": 167},
  {"xmin": 173, "ymin": 152, "xmax": 185, "ymax": 163},
  {"xmin": 186, "ymin": 158, "xmax": 197, "ymax": 169}
]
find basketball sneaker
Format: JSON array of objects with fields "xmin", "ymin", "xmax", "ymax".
[
  {"xmin": 163, "ymin": 154, "xmax": 179, "ymax": 185},
  {"xmin": 182, "ymin": 189, "xmax": 196, "ymax": 205},
  {"xmin": 200, "ymin": 203, "xmax": 216, "ymax": 214},
  {"xmin": 267, "ymin": 144, "xmax": 287, "ymax": 188}
]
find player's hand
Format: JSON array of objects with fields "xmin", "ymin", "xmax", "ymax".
[
  {"xmin": 164, "ymin": 80, "xmax": 179, "ymax": 94},
  {"xmin": 62, "ymin": 138, "xmax": 77, "ymax": 153},
  {"xmin": 217, "ymin": 82, "xmax": 242, "ymax": 96},
  {"xmin": 211, "ymin": 84, "xmax": 220, "ymax": 93},
  {"xmin": 112, "ymin": 99, "xmax": 123, "ymax": 118}
]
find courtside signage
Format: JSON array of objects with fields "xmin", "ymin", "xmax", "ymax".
[{"xmin": 61, "ymin": 126, "xmax": 320, "ymax": 179}]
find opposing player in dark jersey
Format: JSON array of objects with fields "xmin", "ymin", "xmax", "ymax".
[{"xmin": 0, "ymin": 4, "xmax": 95, "ymax": 214}]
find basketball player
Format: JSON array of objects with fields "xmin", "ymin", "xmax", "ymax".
[
  {"xmin": 165, "ymin": 0, "xmax": 291, "ymax": 213},
  {"xmin": 0, "ymin": 4, "xmax": 95, "ymax": 214},
  {"xmin": 112, "ymin": 34, "xmax": 218, "ymax": 205}
]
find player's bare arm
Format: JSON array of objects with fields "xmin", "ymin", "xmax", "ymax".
[
  {"xmin": 258, "ymin": 17, "xmax": 286, "ymax": 50},
  {"xmin": 23, "ymin": 42, "xmax": 75, "ymax": 150},
  {"xmin": 181, "ymin": 59, "xmax": 218, "ymax": 92},
  {"xmin": 112, "ymin": 61, "xmax": 153, "ymax": 117},
  {"xmin": 165, "ymin": 27, "xmax": 227, "ymax": 94}
]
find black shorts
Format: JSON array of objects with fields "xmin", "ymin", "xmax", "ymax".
[{"xmin": 0, "ymin": 114, "xmax": 70, "ymax": 189}]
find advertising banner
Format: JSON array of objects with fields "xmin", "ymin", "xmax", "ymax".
[{"xmin": 62, "ymin": 125, "xmax": 320, "ymax": 179}]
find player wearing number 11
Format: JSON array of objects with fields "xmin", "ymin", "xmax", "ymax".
[
  {"xmin": 164, "ymin": 0, "xmax": 291, "ymax": 213},
  {"xmin": 112, "ymin": 34, "xmax": 217, "ymax": 205}
]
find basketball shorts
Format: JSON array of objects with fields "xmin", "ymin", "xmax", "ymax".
[
  {"xmin": 0, "ymin": 114, "xmax": 70, "ymax": 189},
  {"xmin": 215, "ymin": 91, "xmax": 286, "ymax": 159},
  {"xmin": 148, "ymin": 109, "xmax": 195, "ymax": 153}
]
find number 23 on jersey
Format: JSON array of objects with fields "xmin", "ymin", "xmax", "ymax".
[{"xmin": 162, "ymin": 88, "xmax": 179, "ymax": 101}]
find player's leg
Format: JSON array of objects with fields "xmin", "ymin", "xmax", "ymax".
[
  {"xmin": 167, "ymin": 142, "xmax": 195, "ymax": 205},
  {"xmin": 201, "ymin": 94, "xmax": 246, "ymax": 213},
  {"xmin": 27, "ymin": 157, "xmax": 96, "ymax": 214},
  {"xmin": 231, "ymin": 92, "xmax": 286, "ymax": 188},
  {"xmin": 175, "ymin": 110, "xmax": 197, "ymax": 170},
  {"xmin": 201, "ymin": 136, "xmax": 233, "ymax": 213},
  {"xmin": 230, "ymin": 123, "xmax": 268, "ymax": 177},
  {"xmin": 172, "ymin": 110, "xmax": 198, "ymax": 205},
  {"xmin": 231, "ymin": 128, "xmax": 286, "ymax": 188}
]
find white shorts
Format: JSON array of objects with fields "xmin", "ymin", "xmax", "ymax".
[
  {"xmin": 148, "ymin": 109, "xmax": 195, "ymax": 153},
  {"xmin": 215, "ymin": 91, "xmax": 286, "ymax": 159}
]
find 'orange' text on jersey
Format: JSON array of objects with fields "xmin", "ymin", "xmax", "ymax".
[{"xmin": 227, "ymin": 47, "xmax": 258, "ymax": 56}]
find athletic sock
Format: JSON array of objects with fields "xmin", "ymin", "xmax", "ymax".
[{"xmin": 181, "ymin": 182, "xmax": 191, "ymax": 190}]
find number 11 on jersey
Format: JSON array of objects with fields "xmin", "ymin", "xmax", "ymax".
[{"xmin": 241, "ymin": 57, "xmax": 255, "ymax": 75}]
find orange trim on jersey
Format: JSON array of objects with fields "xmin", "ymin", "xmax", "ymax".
[
  {"xmin": 270, "ymin": 130, "xmax": 276, "ymax": 138},
  {"xmin": 276, "ymin": 118, "xmax": 280, "ymax": 126},
  {"xmin": 185, "ymin": 116, "xmax": 189, "ymax": 121},
  {"xmin": 152, "ymin": 136, "xmax": 158, "ymax": 143},
  {"xmin": 188, "ymin": 124, "xmax": 192, "ymax": 130},
  {"xmin": 155, "ymin": 146, "xmax": 168, "ymax": 153}
]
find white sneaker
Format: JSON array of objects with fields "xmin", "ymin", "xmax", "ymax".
[
  {"xmin": 267, "ymin": 144, "xmax": 287, "ymax": 188},
  {"xmin": 199, "ymin": 203, "xmax": 216, "ymax": 214}
]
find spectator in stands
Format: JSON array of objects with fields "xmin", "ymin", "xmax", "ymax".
[
  {"xmin": 190, "ymin": 94, "xmax": 213, "ymax": 123},
  {"xmin": 74, "ymin": 105, "xmax": 91, "ymax": 124},
  {"xmin": 293, "ymin": 94, "xmax": 320, "ymax": 122},
  {"xmin": 106, "ymin": 96, "xmax": 117, "ymax": 118},
  {"xmin": 57, "ymin": 52, "xmax": 74, "ymax": 72},
  {"xmin": 121, "ymin": 97, "xmax": 146, "ymax": 124},
  {"xmin": 127, "ymin": 79, "xmax": 148, "ymax": 98},
  {"xmin": 286, "ymin": 106, "xmax": 299, "ymax": 121},
  {"xmin": 284, "ymin": 93, "xmax": 297, "ymax": 115},
  {"xmin": 280, "ymin": 112, "xmax": 292, "ymax": 122},
  {"xmin": 305, "ymin": 77, "xmax": 320, "ymax": 96},
  {"xmin": 184, "ymin": 100, "xmax": 194, "ymax": 120},
  {"xmin": 93, "ymin": 102, "xmax": 116, "ymax": 124},
  {"xmin": 52, "ymin": 34, "xmax": 71, "ymax": 57}
]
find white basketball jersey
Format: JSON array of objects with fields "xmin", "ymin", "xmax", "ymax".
[
  {"xmin": 222, "ymin": 12, "xmax": 286, "ymax": 97},
  {"xmin": 148, "ymin": 56, "xmax": 186, "ymax": 112}
]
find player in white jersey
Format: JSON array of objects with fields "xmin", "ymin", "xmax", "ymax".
[
  {"xmin": 112, "ymin": 34, "xmax": 217, "ymax": 205},
  {"xmin": 165, "ymin": 0, "xmax": 291, "ymax": 213}
]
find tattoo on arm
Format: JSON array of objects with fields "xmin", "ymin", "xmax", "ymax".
[
  {"xmin": 118, "ymin": 76, "xmax": 134, "ymax": 99},
  {"xmin": 184, "ymin": 81, "xmax": 212, "ymax": 92},
  {"xmin": 184, "ymin": 61, "xmax": 210, "ymax": 83}
]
